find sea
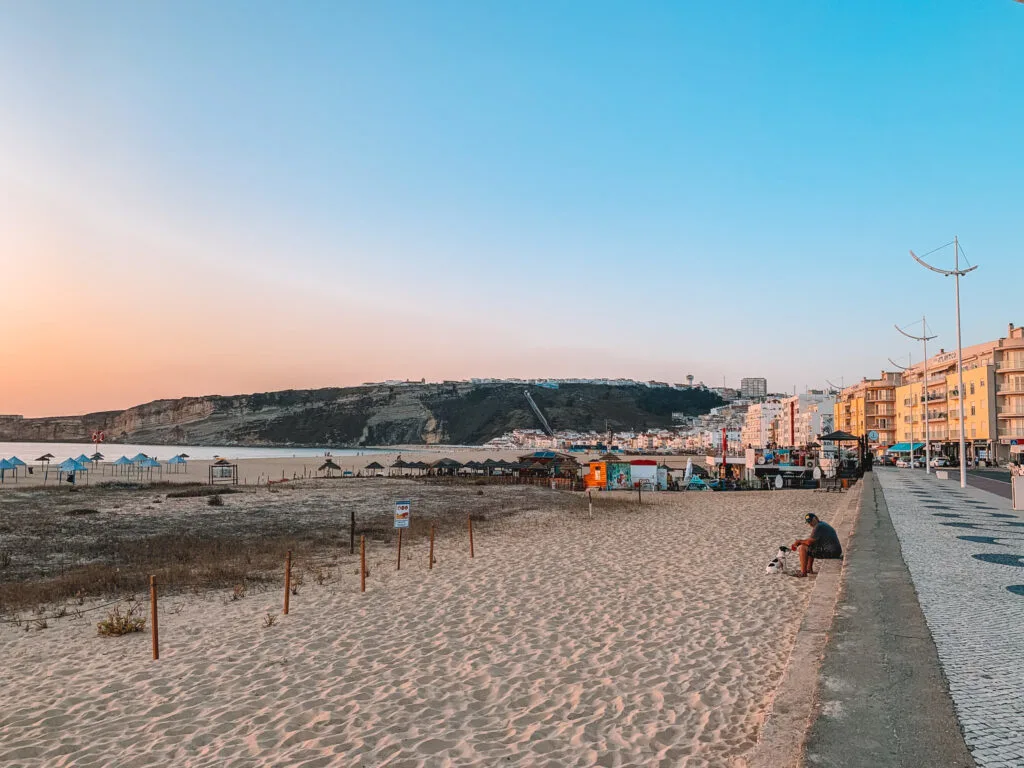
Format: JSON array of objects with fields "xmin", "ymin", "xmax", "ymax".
[{"xmin": 0, "ymin": 442, "xmax": 393, "ymax": 462}]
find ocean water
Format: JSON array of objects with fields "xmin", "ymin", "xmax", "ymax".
[{"xmin": 0, "ymin": 441, "xmax": 392, "ymax": 462}]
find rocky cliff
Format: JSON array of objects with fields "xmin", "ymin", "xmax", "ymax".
[{"xmin": 0, "ymin": 383, "xmax": 723, "ymax": 447}]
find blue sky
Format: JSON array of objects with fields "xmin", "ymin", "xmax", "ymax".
[{"xmin": 1, "ymin": 2, "xmax": 1022, "ymax": 414}]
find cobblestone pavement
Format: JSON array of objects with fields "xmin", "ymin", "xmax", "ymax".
[{"xmin": 877, "ymin": 468, "xmax": 1024, "ymax": 768}]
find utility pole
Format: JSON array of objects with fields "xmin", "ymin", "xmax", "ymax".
[
  {"xmin": 911, "ymin": 238, "xmax": 977, "ymax": 488},
  {"xmin": 896, "ymin": 319, "xmax": 938, "ymax": 473}
]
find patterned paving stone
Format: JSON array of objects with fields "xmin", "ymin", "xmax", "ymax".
[{"xmin": 877, "ymin": 468, "xmax": 1024, "ymax": 768}]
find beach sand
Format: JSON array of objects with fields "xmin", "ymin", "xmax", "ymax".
[{"xmin": 0, "ymin": 486, "xmax": 851, "ymax": 767}]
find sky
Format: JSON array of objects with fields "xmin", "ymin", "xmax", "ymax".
[{"xmin": 1, "ymin": 1, "xmax": 1022, "ymax": 416}]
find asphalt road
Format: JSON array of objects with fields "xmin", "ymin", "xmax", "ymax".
[{"xmin": 965, "ymin": 469, "xmax": 1012, "ymax": 500}]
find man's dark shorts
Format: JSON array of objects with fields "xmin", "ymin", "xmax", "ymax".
[{"xmin": 808, "ymin": 543, "xmax": 842, "ymax": 560}]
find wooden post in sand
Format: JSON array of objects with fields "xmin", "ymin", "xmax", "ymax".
[
  {"xmin": 588, "ymin": 490, "xmax": 593, "ymax": 520},
  {"xmin": 429, "ymin": 524, "xmax": 435, "ymax": 569},
  {"xmin": 284, "ymin": 550, "xmax": 291, "ymax": 615},
  {"xmin": 350, "ymin": 510, "xmax": 355, "ymax": 555},
  {"xmin": 149, "ymin": 575, "xmax": 159, "ymax": 661},
  {"xmin": 637, "ymin": 482, "xmax": 642, "ymax": 506},
  {"xmin": 468, "ymin": 515, "xmax": 475, "ymax": 558},
  {"xmin": 396, "ymin": 528, "xmax": 402, "ymax": 571},
  {"xmin": 360, "ymin": 535, "xmax": 366, "ymax": 593}
]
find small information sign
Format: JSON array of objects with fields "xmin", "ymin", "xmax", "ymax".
[{"xmin": 394, "ymin": 500, "xmax": 411, "ymax": 528}]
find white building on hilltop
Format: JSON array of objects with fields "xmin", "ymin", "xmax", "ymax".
[{"xmin": 740, "ymin": 377, "xmax": 768, "ymax": 398}]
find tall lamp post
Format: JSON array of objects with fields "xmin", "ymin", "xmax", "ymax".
[
  {"xmin": 911, "ymin": 237, "xmax": 977, "ymax": 488},
  {"xmin": 896, "ymin": 318, "xmax": 938, "ymax": 474}
]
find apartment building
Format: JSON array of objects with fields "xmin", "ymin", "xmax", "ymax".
[
  {"xmin": 779, "ymin": 394, "xmax": 836, "ymax": 447},
  {"xmin": 834, "ymin": 372, "xmax": 902, "ymax": 455},
  {"xmin": 891, "ymin": 324, "xmax": 1022, "ymax": 462},
  {"xmin": 996, "ymin": 324, "xmax": 1024, "ymax": 459},
  {"xmin": 740, "ymin": 377, "xmax": 768, "ymax": 399},
  {"xmin": 741, "ymin": 399, "xmax": 783, "ymax": 448}
]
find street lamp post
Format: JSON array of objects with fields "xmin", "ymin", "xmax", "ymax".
[
  {"xmin": 896, "ymin": 318, "xmax": 938, "ymax": 474},
  {"xmin": 911, "ymin": 237, "xmax": 977, "ymax": 488}
]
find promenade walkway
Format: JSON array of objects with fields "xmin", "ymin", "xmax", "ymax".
[{"xmin": 873, "ymin": 468, "xmax": 1024, "ymax": 767}]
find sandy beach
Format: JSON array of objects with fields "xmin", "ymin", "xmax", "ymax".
[{"xmin": 0, "ymin": 479, "xmax": 854, "ymax": 767}]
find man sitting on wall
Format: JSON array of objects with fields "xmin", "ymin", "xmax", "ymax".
[{"xmin": 791, "ymin": 513, "xmax": 843, "ymax": 577}]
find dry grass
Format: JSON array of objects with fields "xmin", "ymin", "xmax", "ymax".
[
  {"xmin": 0, "ymin": 478, "xmax": 578, "ymax": 615},
  {"xmin": 96, "ymin": 602, "xmax": 147, "ymax": 636}
]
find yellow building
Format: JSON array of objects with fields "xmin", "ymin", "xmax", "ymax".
[
  {"xmin": 890, "ymin": 323, "xmax": 1022, "ymax": 462},
  {"xmin": 995, "ymin": 323, "xmax": 1024, "ymax": 459},
  {"xmin": 834, "ymin": 371, "xmax": 902, "ymax": 455}
]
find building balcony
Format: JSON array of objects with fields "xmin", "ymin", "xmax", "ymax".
[
  {"xmin": 998, "ymin": 407, "xmax": 1024, "ymax": 419},
  {"xmin": 996, "ymin": 359, "xmax": 1024, "ymax": 372},
  {"xmin": 996, "ymin": 384, "xmax": 1024, "ymax": 395},
  {"xmin": 998, "ymin": 428, "xmax": 1024, "ymax": 439}
]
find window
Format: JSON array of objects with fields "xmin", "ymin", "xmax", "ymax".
[
  {"xmin": 971, "ymin": 405, "xmax": 976, "ymax": 416},
  {"xmin": 970, "ymin": 383, "xmax": 975, "ymax": 395}
]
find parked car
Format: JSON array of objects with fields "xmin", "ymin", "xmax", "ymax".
[
  {"xmin": 896, "ymin": 458, "xmax": 923, "ymax": 469},
  {"xmin": 930, "ymin": 457, "xmax": 952, "ymax": 468},
  {"xmin": 881, "ymin": 455, "xmax": 897, "ymax": 467}
]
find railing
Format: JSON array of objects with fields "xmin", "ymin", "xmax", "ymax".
[
  {"xmin": 926, "ymin": 392, "xmax": 946, "ymax": 401},
  {"xmin": 998, "ymin": 407, "xmax": 1024, "ymax": 417},
  {"xmin": 998, "ymin": 429, "xmax": 1024, "ymax": 439},
  {"xmin": 996, "ymin": 359, "xmax": 1024, "ymax": 371},
  {"xmin": 997, "ymin": 384, "xmax": 1024, "ymax": 394}
]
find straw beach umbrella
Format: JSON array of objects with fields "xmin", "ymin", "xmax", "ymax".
[
  {"xmin": 364, "ymin": 461, "xmax": 385, "ymax": 476},
  {"xmin": 35, "ymin": 453, "xmax": 55, "ymax": 481},
  {"xmin": 318, "ymin": 459, "xmax": 341, "ymax": 477}
]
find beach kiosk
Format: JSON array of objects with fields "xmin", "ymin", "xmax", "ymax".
[
  {"xmin": 585, "ymin": 453, "xmax": 632, "ymax": 490},
  {"xmin": 629, "ymin": 459, "xmax": 658, "ymax": 490},
  {"xmin": 209, "ymin": 458, "xmax": 238, "ymax": 485}
]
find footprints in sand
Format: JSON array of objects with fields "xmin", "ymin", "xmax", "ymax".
[{"xmin": 0, "ymin": 492, "xmax": 842, "ymax": 767}]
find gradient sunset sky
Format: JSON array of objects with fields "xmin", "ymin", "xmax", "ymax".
[{"xmin": 2, "ymin": 2, "xmax": 1022, "ymax": 416}]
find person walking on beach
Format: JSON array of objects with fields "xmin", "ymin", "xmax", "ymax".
[{"xmin": 791, "ymin": 513, "xmax": 842, "ymax": 577}]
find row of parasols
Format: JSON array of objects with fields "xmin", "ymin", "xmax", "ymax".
[
  {"xmin": 320, "ymin": 457, "xmax": 559, "ymax": 476},
  {"xmin": 0, "ymin": 452, "xmax": 190, "ymax": 483}
]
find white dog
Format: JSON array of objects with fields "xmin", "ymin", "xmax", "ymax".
[{"xmin": 765, "ymin": 545, "xmax": 791, "ymax": 575}]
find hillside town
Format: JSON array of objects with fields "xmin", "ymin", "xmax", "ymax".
[{"xmin": 487, "ymin": 322, "xmax": 1024, "ymax": 468}]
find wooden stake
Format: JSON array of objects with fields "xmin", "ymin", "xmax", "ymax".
[
  {"xmin": 149, "ymin": 575, "xmax": 159, "ymax": 661},
  {"xmin": 429, "ymin": 524, "xmax": 435, "ymax": 569},
  {"xmin": 588, "ymin": 490, "xmax": 593, "ymax": 520},
  {"xmin": 360, "ymin": 535, "xmax": 366, "ymax": 592},
  {"xmin": 468, "ymin": 515, "xmax": 475, "ymax": 558},
  {"xmin": 396, "ymin": 528, "xmax": 402, "ymax": 571},
  {"xmin": 284, "ymin": 550, "xmax": 291, "ymax": 615},
  {"xmin": 350, "ymin": 509, "xmax": 355, "ymax": 555}
]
